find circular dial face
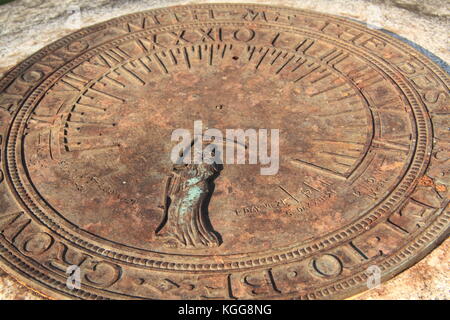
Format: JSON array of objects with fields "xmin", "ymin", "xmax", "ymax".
[{"xmin": 0, "ymin": 4, "xmax": 448, "ymax": 300}]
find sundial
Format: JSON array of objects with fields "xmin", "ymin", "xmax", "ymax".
[{"xmin": 0, "ymin": 4, "xmax": 448, "ymax": 300}]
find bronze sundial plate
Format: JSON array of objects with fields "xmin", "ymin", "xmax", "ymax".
[{"xmin": 0, "ymin": 4, "xmax": 448, "ymax": 300}]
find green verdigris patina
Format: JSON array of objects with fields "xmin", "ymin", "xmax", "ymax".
[{"xmin": 156, "ymin": 162, "xmax": 221, "ymax": 248}]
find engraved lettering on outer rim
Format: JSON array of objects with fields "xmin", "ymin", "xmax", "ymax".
[
  {"xmin": 311, "ymin": 254, "xmax": 343, "ymax": 278},
  {"xmin": 0, "ymin": 4, "xmax": 448, "ymax": 300}
]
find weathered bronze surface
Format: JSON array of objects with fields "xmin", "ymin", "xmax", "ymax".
[{"xmin": 0, "ymin": 4, "xmax": 448, "ymax": 300}]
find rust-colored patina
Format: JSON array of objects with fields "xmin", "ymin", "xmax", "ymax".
[{"xmin": 0, "ymin": 4, "xmax": 448, "ymax": 300}]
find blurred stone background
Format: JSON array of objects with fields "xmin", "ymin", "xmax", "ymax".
[{"xmin": 0, "ymin": 0, "xmax": 448, "ymax": 300}]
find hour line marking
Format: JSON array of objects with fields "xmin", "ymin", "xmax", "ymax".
[
  {"xmin": 87, "ymin": 87, "xmax": 126, "ymax": 102},
  {"xmin": 278, "ymin": 185, "xmax": 300, "ymax": 203},
  {"xmin": 275, "ymin": 55, "xmax": 295, "ymax": 74},
  {"xmin": 120, "ymin": 65, "xmax": 146, "ymax": 85},
  {"xmin": 290, "ymin": 159, "xmax": 348, "ymax": 180},
  {"xmin": 256, "ymin": 48, "xmax": 270, "ymax": 70}
]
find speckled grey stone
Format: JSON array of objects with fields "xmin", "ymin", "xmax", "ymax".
[{"xmin": 383, "ymin": 0, "xmax": 450, "ymax": 17}]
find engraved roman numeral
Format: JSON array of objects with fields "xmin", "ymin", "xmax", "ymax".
[
  {"xmin": 167, "ymin": 30, "xmax": 190, "ymax": 45},
  {"xmin": 270, "ymin": 32, "xmax": 281, "ymax": 47},
  {"xmin": 195, "ymin": 27, "xmax": 221, "ymax": 42}
]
